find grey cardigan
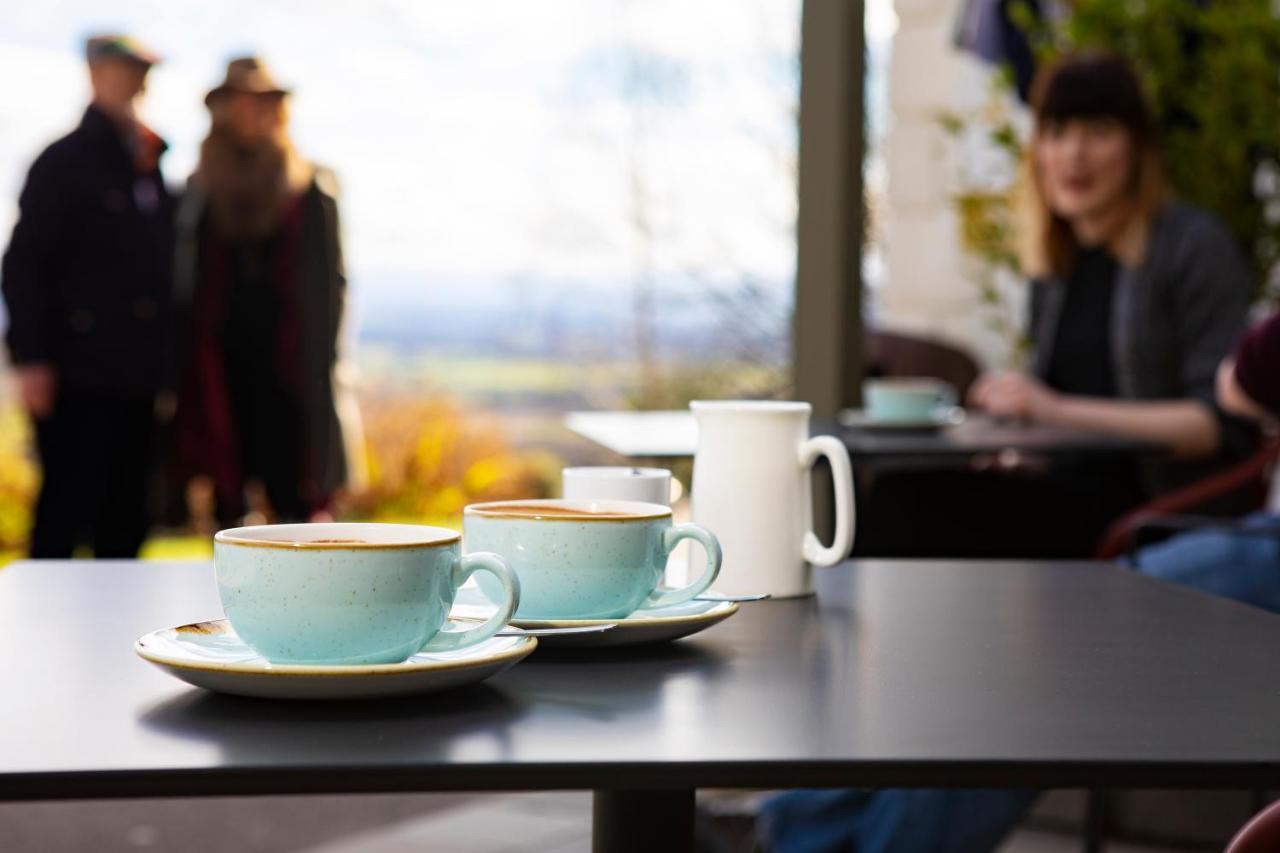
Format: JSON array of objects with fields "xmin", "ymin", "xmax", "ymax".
[{"xmin": 1028, "ymin": 201, "xmax": 1254, "ymax": 493}]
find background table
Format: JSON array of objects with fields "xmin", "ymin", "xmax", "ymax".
[
  {"xmin": 564, "ymin": 410, "xmax": 698, "ymax": 459},
  {"xmin": 564, "ymin": 409, "xmax": 1160, "ymax": 463},
  {"xmin": 4, "ymin": 559, "xmax": 1280, "ymax": 852}
]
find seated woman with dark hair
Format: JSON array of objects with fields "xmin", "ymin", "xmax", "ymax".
[
  {"xmin": 970, "ymin": 49, "xmax": 1253, "ymax": 488},
  {"xmin": 858, "ymin": 49, "xmax": 1255, "ymax": 560},
  {"xmin": 760, "ymin": 50, "xmax": 1256, "ymax": 853}
]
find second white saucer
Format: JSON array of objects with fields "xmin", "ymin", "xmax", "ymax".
[{"xmin": 454, "ymin": 588, "xmax": 739, "ymax": 649}]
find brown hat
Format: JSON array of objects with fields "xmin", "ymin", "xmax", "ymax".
[
  {"xmin": 204, "ymin": 57, "xmax": 291, "ymax": 107},
  {"xmin": 86, "ymin": 34, "xmax": 161, "ymax": 67}
]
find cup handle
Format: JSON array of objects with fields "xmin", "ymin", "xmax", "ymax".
[
  {"xmin": 422, "ymin": 552, "xmax": 521, "ymax": 652},
  {"xmin": 799, "ymin": 435, "xmax": 856, "ymax": 566},
  {"xmin": 641, "ymin": 523, "xmax": 722, "ymax": 610}
]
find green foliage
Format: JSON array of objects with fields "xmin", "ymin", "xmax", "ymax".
[
  {"xmin": 1030, "ymin": 0, "xmax": 1280, "ymax": 288},
  {"xmin": 941, "ymin": 0, "xmax": 1280, "ymax": 361}
]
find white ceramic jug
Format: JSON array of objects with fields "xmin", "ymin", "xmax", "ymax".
[{"xmin": 690, "ymin": 401, "xmax": 854, "ymax": 598}]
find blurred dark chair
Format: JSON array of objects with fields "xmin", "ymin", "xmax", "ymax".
[
  {"xmin": 1093, "ymin": 435, "xmax": 1280, "ymax": 561},
  {"xmin": 1227, "ymin": 798, "xmax": 1280, "ymax": 853},
  {"xmin": 864, "ymin": 328, "xmax": 981, "ymax": 400}
]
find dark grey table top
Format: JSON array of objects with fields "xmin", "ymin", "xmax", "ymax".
[
  {"xmin": 818, "ymin": 416, "xmax": 1162, "ymax": 462},
  {"xmin": 2, "ymin": 558, "xmax": 1279, "ymax": 801}
]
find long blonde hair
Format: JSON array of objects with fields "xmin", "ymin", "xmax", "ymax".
[
  {"xmin": 1018, "ymin": 52, "xmax": 1168, "ymax": 279},
  {"xmin": 195, "ymin": 94, "xmax": 312, "ymax": 242}
]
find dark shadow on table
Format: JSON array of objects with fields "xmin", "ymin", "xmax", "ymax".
[
  {"xmin": 140, "ymin": 683, "xmax": 527, "ymax": 766},
  {"xmin": 500, "ymin": 640, "xmax": 731, "ymax": 722}
]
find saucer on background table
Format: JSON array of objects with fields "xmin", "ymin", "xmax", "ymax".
[
  {"xmin": 135, "ymin": 619, "xmax": 536, "ymax": 700},
  {"xmin": 837, "ymin": 406, "xmax": 966, "ymax": 432},
  {"xmin": 453, "ymin": 587, "xmax": 739, "ymax": 649}
]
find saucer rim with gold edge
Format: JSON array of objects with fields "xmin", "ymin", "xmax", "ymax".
[
  {"xmin": 135, "ymin": 617, "xmax": 537, "ymax": 700},
  {"xmin": 454, "ymin": 587, "xmax": 739, "ymax": 649}
]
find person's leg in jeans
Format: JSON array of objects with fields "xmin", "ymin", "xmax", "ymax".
[
  {"xmin": 1128, "ymin": 512, "xmax": 1280, "ymax": 612},
  {"xmin": 758, "ymin": 788, "xmax": 1040, "ymax": 853}
]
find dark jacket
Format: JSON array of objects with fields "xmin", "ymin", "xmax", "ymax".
[
  {"xmin": 172, "ymin": 168, "xmax": 352, "ymax": 506},
  {"xmin": 1029, "ymin": 200, "xmax": 1256, "ymax": 494},
  {"xmin": 1, "ymin": 105, "xmax": 174, "ymax": 397}
]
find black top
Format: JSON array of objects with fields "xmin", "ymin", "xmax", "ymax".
[
  {"xmin": 0, "ymin": 106, "xmax": 174, "ymax": 397},
  {"xmin": 1046, "ymin": 247, "xmax": 1118, "ymax": 397},
  {"xmin": 1040, "ymin": 247, "xmax": 1146, "ymax": 510},
  {"xmin": 4, "ymin": 559, "xmax": 1280, "ymax": 800},
  {"xmin": 223, "ymin": 239, "xmax": 283, "ymax": 376},
  {"xmin": 220, "ymin": 234, "xmax": 308, "ymax": 519},
  {"xmin": 1027, "ymin": 202, "xmax": 1257, "ymax": 494}
]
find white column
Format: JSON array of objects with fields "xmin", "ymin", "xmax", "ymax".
[{"xmin": 880, "ymin": 0, "xmax": 1025, "ymax": 368}]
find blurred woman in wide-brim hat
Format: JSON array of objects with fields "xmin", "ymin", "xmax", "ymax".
[{"xmin": 171, "ymin": 56, "xmax": 365, "ymax": 527}]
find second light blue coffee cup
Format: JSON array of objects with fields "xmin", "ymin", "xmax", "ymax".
[
  {"xmin": 463, "ymin": 499, "xmax": 722, "ymax": 620},
  {"xmin": 215, "ymin": 522, "xmax": 520, "ymax": 665}
]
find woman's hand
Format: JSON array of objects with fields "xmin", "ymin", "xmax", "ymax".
[
  {"xmin": 971, "ymin": 372, "xmax": 1218, "ymax": 458},
  {"xmin": 968, "ymin": 371, "xmax": 1061, "ymax": 422},
  {"xmin": 1215, "ymin": 358, "xmax": 1272, "ymax": 422}
]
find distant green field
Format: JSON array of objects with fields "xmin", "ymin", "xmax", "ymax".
[
  {"xmin": 359, "ymin": 350, "xmax": 631, "ymax": 396},
  {"xmin": 357, "ymin": 349, "xmax": 786, "ymax": 404}
]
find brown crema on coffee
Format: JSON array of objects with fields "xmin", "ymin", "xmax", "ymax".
[
  {"xmin": 467, "ymin": 503, "xmax": 670, "ymax": 521},
  {"xmin": 258, "ymin": 537, "xmax": 371, "ymax": 544}
]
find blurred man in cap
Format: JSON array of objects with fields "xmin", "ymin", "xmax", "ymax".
[{"xmin": 0, "ymin": 34, "xmax": 173, "ymax": 557}]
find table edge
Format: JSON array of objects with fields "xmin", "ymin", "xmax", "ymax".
[{"xmin": 6, "ymin": 759, "xmax": 1280, "ymax": 801}]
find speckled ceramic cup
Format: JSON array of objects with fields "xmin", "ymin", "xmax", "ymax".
[
  {"xmin": 214, "ymin": 523, "xmax": 520, "ymax": 665},
  {"xmin": 463, "ymin": 499, "xmax": 722, "ymax": 620}
]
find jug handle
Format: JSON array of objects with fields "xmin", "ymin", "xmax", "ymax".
[{"xmin": 799, "ymin": 435, "xmax": 855, "ymax": 566}]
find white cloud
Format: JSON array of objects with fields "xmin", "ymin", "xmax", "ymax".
[{"xmin": 0, "ymin": 0, "xmax": 801, "ymax": 301}]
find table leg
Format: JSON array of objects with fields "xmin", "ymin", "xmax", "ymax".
[{"xmin": 592, "ymin": 788, "xmax": 695, "ymax": 853}]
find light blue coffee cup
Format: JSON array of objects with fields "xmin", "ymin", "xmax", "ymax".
[
  {"xmin": 214, "ymin": 522, "xmax": 520, "ymax": 666},
  {"xmin": 863, "ymin": 377, "xmax": 957, "ymax": 421},
  {"xmin": 463, "ymin": 499, "xmax": 722, "ymax": 620}
]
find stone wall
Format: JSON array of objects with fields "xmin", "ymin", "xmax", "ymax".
[{"xmin": 879, "ymin": 0, "xmax": 1026, "ymax": 370}]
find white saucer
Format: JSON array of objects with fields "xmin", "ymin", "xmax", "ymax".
[
  {"xmin": 453, "ymin": 588, "xmax": 739, "ymax": 649},
  {"xmin": 135, "ymin": 619, "xmax": 537, "ymax": 700},
  {"xmin": 838, "ymin": 406, "xmax": 966, "ymax": 432}
]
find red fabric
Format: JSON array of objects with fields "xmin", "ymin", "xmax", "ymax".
[
  {"xmin": 132, "ymin": 124, "xmax": 165, "ymax": 173},
  {"xmin": 1092, "ymin": 437, "xmax": 1280, "ymax": 560},
  {"xmin": 173, "ymin": 196, "xmax": 305, "ymax": 513},
  {"xmin": 1233, "ymin": 311, "xmax": 1280, "ymax": 416}
]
